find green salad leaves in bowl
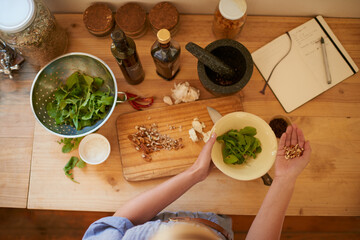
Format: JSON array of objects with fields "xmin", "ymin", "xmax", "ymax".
[
  {"xmin": 30, "ymin": 52, "xmax": 126, "ymax": 138},
  {"xmin": 211, "ymin": 112, "xmax": 277, "ymax": 181}
]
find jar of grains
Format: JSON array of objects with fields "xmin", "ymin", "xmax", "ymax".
[
  {"xmin": 212, "ymin": 0, "xmax": 247, "ymax": 39},
  {"xmin": 0, "ymin": 0, "xmax": 68, "ymax": 67}
]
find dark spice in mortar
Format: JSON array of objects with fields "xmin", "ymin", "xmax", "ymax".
[
  {"xmin": 205, "ymin": 46, "xmax": 246, "ymax": 86},
  {"xmin": 269, "ymin": 118, "xmax": 288, "ymax": 138}
]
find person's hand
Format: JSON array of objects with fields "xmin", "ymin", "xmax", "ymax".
[
  {"xmin": 188, "ymin": 133, "xmax": 217, "ymax": 182},
  {"xmin": 274, "ymin": 124, "xmax": 311, "ymax": 182}
]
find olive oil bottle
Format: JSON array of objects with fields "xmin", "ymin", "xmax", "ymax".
[
  {"xmin": 111, "ymin": 29, "xmax": 145, "ymax": 85},
  {"xmin": 151, "ymin": 29, "xmax": 180, "ymax": 80}
]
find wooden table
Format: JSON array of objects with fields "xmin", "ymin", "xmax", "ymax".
[{"xmin": 0, "ymin": 14, "xmax": 359, "ymax": 216}]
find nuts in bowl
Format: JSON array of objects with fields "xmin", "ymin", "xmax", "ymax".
[{"xmin": 211, "ymin": 112, "xmax": 277, "ymax": 181}]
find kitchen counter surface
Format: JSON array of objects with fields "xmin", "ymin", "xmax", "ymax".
[{"xmin": 0, "ymin": 14, "xmax": 359, "ymax": 215}]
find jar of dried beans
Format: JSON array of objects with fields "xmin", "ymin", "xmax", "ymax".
[
  {"xmin": 212, "ymin": 0, "xmax": 247, "ymax": 39},
  {"xmin": 0, "ymin": 0, "xmax": 68, "ymax": 68}
]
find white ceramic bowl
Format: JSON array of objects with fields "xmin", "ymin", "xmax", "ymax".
[
  {"xmin": 79, "ymin": 133, "xmax": 111, "ymax": 165},
  {"xmin": 211, "ymin": 112, "xmax": 277, "ymax": 180}
]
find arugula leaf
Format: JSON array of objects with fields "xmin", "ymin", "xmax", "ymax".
[
  {"xmin": 66, "ymin": 72, "xmax": 79, "ymax": 89},
  {"xmin": 63, "ymin": 156, "xmax": 86, "ymax": 184},
  {"xmin": 224, "ymin": 154, "xmax": 239, "ymax": 164},
  {"xmin": 58, "ymin": 137, "xmax": 84, "ymax": 153},
  {"xmin": 239, "ymin": 126, "xmax": 257, "ymax": 136},
  {"xmin": 76, "ymin": 158, "xmax": 86, "ymax": 168},
  {"xmin": 93, "ymin": 77, "xmax": 104, "ymax": 88}
]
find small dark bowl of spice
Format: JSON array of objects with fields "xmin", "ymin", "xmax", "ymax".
[
  {"xmin": 83, "ymin": 3, "xmax": 115, "ymax": 37},
  {"xmin": 149, "ymin": 2, "xmax": 180, "ymax": 36},
  {"xmin": 269, "ymin": 115, "xmax": 292, "ymax": 138},
  {"xmin": 197, "ymin": 39, "xmax": 253, "ymax": 96},
  {"xmin": 115, "ymin": 3, "xmax": 147, "ymax": 38}
]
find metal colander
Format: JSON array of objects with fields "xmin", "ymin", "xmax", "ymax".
[{"xmin": 30, "ymin": 52, "xmax": 126, "ymax": 138}]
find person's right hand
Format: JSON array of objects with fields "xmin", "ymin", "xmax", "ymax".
[{"xmin": 274, "ymin": 124, "xmax": 311, "ymax": 182}]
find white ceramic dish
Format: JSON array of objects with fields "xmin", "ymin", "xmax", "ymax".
[
  {"xmin": 79, "ymin": 133, "xmax": 111, "ymax": 165},
  {"xmin": 211, "ymin": 112, "xmax": 277, "ymax": 181}
]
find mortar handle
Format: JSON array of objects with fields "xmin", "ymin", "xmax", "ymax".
[{"xmin": 185, "ymin": 42, "xmax": 235, "ymax": 78}]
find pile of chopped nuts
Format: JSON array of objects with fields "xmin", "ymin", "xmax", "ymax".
[
  {"xmin": 128, "ymin": 124, "xmax": 184, "ymax": 162},
  {"xmin": 283, "ymin": 144, "xmax": 304, "ymax": 159}
]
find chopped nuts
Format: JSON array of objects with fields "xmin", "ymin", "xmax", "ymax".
[
  {"xmin": 283, "ymin": 144, "xmax": 304, "ymax": 159},
  {"xmin": 128, "ymin": 124, "xmax": 184, "ymax": 162}
]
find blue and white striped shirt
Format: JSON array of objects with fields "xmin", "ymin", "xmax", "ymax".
[{"xmin": 83, "ymin": 211, "xmax": 233, "ymax": 240}]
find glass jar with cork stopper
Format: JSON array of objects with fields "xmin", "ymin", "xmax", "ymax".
[
  {"xmin": 151, "ymin": 29, "xmax": 181, "ymax": 81},
  {"xmin": 212, "ymin": 0, "xmax": 247, "ymax": 39}
]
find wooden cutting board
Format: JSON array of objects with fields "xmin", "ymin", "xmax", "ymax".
[{"xmin": 116, "ymin": 95, "xmax": 243, "ymax": 181}]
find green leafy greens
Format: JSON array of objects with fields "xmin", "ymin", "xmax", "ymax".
[
  {"xmin": 58, "ymin": 137, "xmax": 84, "ymax": 153},
  {"xmin": 216, "ymin": 126, "xmax": 262, "ymax": 165},
  {"xmin": 63, "ymin": 156, "xmax": 86, "ymax": 183},
  {"xmin": 59, "ymin": 136, "xmax": 86, "ymax": 183},
  {"xmin": 46, "ymin": 71, "xmax": 114, "ymax": 130}
]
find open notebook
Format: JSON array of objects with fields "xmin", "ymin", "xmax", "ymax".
[{"xmin": 252, "ymin": 15, "xmax": 358, "ymax": 113}]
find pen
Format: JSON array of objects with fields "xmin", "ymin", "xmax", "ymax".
[{"xmin": 320, "ymin": 37, "xmax": 332, "ymax": 84}]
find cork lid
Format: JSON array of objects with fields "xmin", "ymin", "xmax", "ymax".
[
  {"xmin": 157, "ymin": 29, "xmax": 171, "ymax": 44},
  {"xmin": 83, "ymin": 3, "xmax": 114, "ymax": 33},
  {"xmin": 115, "ymin": 3, "xmax": 146, "ymax": 33},
  {"xmin": 149, "ymin": 2, "xmax": 179, "ymax": 31}
]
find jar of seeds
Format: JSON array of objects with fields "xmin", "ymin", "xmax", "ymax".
[
  {"xmin": 212, "ymin": 0, "xmax": 247, "ymax": 39},
  {"xmin": 0, "ymin": 0, "xmax": 68, "ymax": 67}
]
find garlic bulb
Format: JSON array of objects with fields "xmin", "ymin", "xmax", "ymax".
[{"xmin": 171, "ymin": 82, "xmax": 200, "ymax": 104}]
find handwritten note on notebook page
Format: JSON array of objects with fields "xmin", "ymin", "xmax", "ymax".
[{"xmin": 252, "ymin": 16, "xmax": 358, "ymax": 113}]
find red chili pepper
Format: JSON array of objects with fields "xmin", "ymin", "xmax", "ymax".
[
  {"xmin": 125, "ymin": 92, "xmax": 154, "ymax": 111},
  {"xmin": 128, "ymin": 99, "xmax": 142, "ymax": 111},
  {"xmin": 125, "ymin": 92, "xmax": 138, "ymax": 98}
]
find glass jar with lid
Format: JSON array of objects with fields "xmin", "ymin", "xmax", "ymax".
[
  {"xmin": 0, "ymin": 0, "xmax": 68, "ymax": 67},
  {"xmin": 212, "ymin": 0, "xmax": 247, "ymax": 39}
]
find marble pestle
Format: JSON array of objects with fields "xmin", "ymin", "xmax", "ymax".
[{"xmin": 185, "ymin": 42, "xmax": 235, "ymax": 78}]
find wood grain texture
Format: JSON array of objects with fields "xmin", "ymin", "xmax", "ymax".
[
  {"xmin": 0, "ymin": 55, "xmax": 36, "ymax": 207},
  {"xmin": 117, "ymin": 96, "xmax": 243, "ymax": 181},
  {"xmin": 0, "ymin": 138, "xmax": 32, "ymax": 208},
  {"xmin": 0, "ymin": 14, "xmax": 357, "ymax": 215}
]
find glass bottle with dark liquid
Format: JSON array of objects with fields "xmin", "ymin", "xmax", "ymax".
[
  {"xmin": 151, "ymin": 29, "xmax": 180, "ymax": 80},
  {"xmin": 111, "ymin": 29, "xmax": 145, "ymax": 85}
]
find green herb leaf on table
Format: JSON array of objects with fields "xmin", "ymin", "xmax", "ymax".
[
  {"xmin": 47, "ymin": 71, "xmax": 114, "ymax": 131},
  {"xmin": 63, "ymin": 156, "xmax": 86, "ymax": 183},
  {"xmin": 217, "ymin": 127, "xmax": 262, "ymax": 165},
  {"xmin": 58, "ymin": 137, "xmax": 84, "ymax": 153}
]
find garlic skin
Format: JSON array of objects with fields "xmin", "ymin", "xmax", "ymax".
[
  {"xmin": 163, "ymin": 96, "xmax": 173, "ymax": 105},
  {"xmin": 171, "ymin": 82, "xmax": 200, "ymax": 104}
]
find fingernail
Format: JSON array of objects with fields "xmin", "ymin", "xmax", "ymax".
[{"xmin": 211, "ymin": 133, "xmax": 216, "ymax": 138}]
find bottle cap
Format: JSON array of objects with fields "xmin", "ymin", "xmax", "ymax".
[
  {"xmin": 157, "ymin": 29, "xmax": 171, "ymax": 44},
  {"xmin": 219, "ymin": 0, "xmax": 247, "ymax": 20},
  {"xmin": 111, "ymin": 29, "xmax": 126, "ymax": 43},
  {"xmin": 0, "ymin": 0, "xmax": 36, "ymax": 33}
]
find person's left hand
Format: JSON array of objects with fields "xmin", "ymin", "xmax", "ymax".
[{"xmin": 188, "ymin": 133, "xmax": 217, "ymax": 182}]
